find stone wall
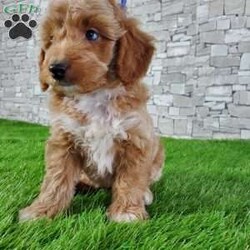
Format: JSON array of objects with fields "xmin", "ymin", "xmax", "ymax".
[
  {"xmin": 0, "ymin": 0, "xmax": 49, "ymax": 124},
  {"xmin": 1, "ymin": 0, "xmax": 250, "ymax": 139},
  {"xmin": 130, "ymin": 0, "xmax": 250, "ymax": 139}
]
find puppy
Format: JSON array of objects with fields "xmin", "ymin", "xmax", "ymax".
[{"xmin": 19, "ymin": 0, "xmax": 164, "ymax": 222}]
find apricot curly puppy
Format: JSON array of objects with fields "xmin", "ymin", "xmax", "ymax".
[{"xmin": 19, "ymin": 0, "xmax": 164, "ymax": 222}]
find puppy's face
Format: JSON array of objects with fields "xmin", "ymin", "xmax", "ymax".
[{"xmin": 40, "ymin": 0, "xmax": 154, "ymax": 96}]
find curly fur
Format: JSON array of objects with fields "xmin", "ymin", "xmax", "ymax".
[{"xmin": 19, "ymin": 0, "xmax": 165, "ymax": 222}]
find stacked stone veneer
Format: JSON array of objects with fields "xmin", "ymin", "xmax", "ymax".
[
  {"xmin": 1, "ymin": 0, "xmax": 250, "ymax": 139},
  {"xmin": 0, "ymin": 0, "xmax": 49, "ymax": 124},
  {"xmin": 129, "ymin": 0, "xmax": 250, "ymax": 139}
]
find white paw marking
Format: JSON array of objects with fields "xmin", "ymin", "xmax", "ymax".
[
  {"xmin": 109, "ymin": 212, "xmax": 138, "ymax": 222},
  {"xmin": 144, "ymin": 189, "xmax": 153, "ymax": 206},
  {"xmin": 19, "ymin": 209, "xmax": 37, "ymax": 222}
]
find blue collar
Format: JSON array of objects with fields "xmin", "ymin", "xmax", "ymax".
[{"xmin": 120, "ymin": 0, "xmax": 127, "ymax": 8}]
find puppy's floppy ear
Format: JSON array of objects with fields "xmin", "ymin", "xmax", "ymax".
[
  {"xmin": 116, "ymin": 18, "xmax": 155, "ymax": 84},
  {"xmin": 39, "ymin": 49, "xmax": 49, "ymax": 92}
]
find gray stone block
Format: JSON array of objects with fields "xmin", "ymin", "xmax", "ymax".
[
  {"xmin": 229, "ymin": 45, "xmax": 240, "ymax": 54},
  {"xmin": 239, "ymin": 42, "xmax": 250, "ymax": 53},
  {"xmin": 199, "ymin": 20, "xmax": 216, "ymax": 33},
  {"xmin": 231, "ymin": 16, "xmax": 247, "ymax": 29},
  {"xmin": 247, "ymin": 17, "xmax": 250, "ymax": 28},
  {"xmin": 201, "ymin": 31, "xmax": 225, "ymax": 44},
  {"xmin": 154, "ymin": 13, "xmax": 161, "ymax": 22},
  {"xmin": 211, "ymin": 45, "xmax": 228, "ymax": 57},
  {"xmin": 162, "ymin": 1, "xmax": 184, "ymax": 16},
  {"xmin": 159, "ymin": 117, "xmax": 174, "ymax": 135},
  {"xmin": 225, "ymin": 29, "xmax": 250, "ymax": 44},
  {"xmin": 193, "ymin": 96, "xmax": 205, "ymax": 106},
  {"xmin": 154, "ymin": 94, "xmax": 173, "ymax": 106},
  {"xmin": 172, "ymin": 33, "xmax": 193, "ymax": 42},
  {"xmin": 197, "ymin": 77, "xmax": 213, "ymax": 86},
  {"xmin": 161, "ymin": 73, "xmax": 186, "ymax": 84},
  {"xmin": 209, "ymin": 0, "xmax": 224, "ymax": 17},
  {"xmin": 179, "ymin": 107, "xmax": 195, "ymax": 116},
  {"xmin": 214, "ymin": 75, "xmax": 239, "ymax": 85},
  {"xmin": 241, "ymin": 130, "xmax": 250, "ymax": 139},
  {"xmin": 167, "ymin": 41, "xmax": 191, "ymax": 56},
  {"xmin": 234, "ymin": 91, "xmax": 250, "ymax": 105},
  {"xmin": 206, "ymin": 86, "xmax": 232, "ymax": 96},
  {"xmin": 153, "ymin": 71, "xmax": 162, "ymax": 85},
  {"xmin": 204, "ymin": 117, "xmax": 220, "ymax": 130},
  {"xmin": 233, "ymin": 85, "xmax": 247, "ymax": 91},
  {"xmin": 228, "ymin": 104, "xmax": 250, "ymax": 118},
  {"xmin": 187, "ymin": 24, "xmax": 198, "ymax": 36},
  {"xmin": 214, "ymin": 67, "xmax": 232, "ymax": 76},
  {"xmin": 174, "ymin": 119, "xmax": 188, "ymax": 135},
  {"xmin": 169, "ymin": 107, "xmax": 180, "ymax": 116},
  {"xmin": 151, "ymin": 114, "xmax": 159, "ymax": 128},
  {"xmin": 196, "ymin": 44, "xmax": 211, "ymax": 57},
  {"xmin": 147, "ymin": 105, "xmax": 157, "ymax": 114},
  {"xmin": 178, "ymin": 14, "xmax": 193, "ymax": 27},
  {"xmin": 195, "ymin": 55, "xmax": 210, "ymax": 66},
  {"xmin": 132, "ymin": 2, "xmax": 161, "ymax": 15},
  {"xmin": 198, "ymin": 66, "xmax": 214, "ymax": 76},
  {"xmin": 152, "ymin": 30, "xmax": 171, "ymax": 42},
  {"xmin": 217, "ymin": 18, "xmax": 231, "ymax": 30},
  {"xmin": 170, "ymin": 84, "xmax": 185, "ymax": 94},
  {"xmin": 173, "ymin": 95, "xmax": 193, "ymax": 107},
  {"xmin": 239, "ymin": 76, "xmax": 250, "ymax": 84},
  {"xmin": 211, "ymin": 103, "xmax": 226, "ymax": 110},
  {"xmin": 197, "ymin": 5, "xmax": 209, "ymax": 22},
  {"xmin": 185, "ymin": 84, "xmax": 194, "ymax": 94},
  {"xmin": 210, "ymin": 56, "xmax": 241, "ymax": 67},
  {"xmin": 197, "ymin": 107, "xmax": 209, "ymax": 118},
  {"xmin": 246, "ymin": 0, "xmax": 250, "ymax": 15},
  {"xmin": 162, "ymin": 16, "xmax": 178, "ymax": 30},
  {"xmin": 213, "ymin": 132, "xmax": 240, "ymax": 139},
  {"xmin": 193, "ymin": 120, "xmax": 212, "ymax": 138},
  {"xmin": 205, "ymin": 96, "xmax": 233, "ymax": 102},
  {"xmin": 240, "ymin": 53, "xmax": 250, "ymax": 70},
  {"xmin": 220, "ymin": 117, "xmax": 250, "ymax": 129},
  {"xmin": 225, "ymin": 0, "xmax": 245, "ymax": 15}
]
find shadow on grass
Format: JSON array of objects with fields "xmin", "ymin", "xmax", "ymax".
[{"xmin": 67, "ymin": 188, "xmax": 111, "ymax": 217}]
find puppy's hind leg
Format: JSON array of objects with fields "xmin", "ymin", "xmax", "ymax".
[
  {"xmin": 19, "ymin": 140, "xmax": 81, "ymax": 222},
  {"xmin": 144, "ymin": 141, "xmax": 165, "ymax": 206},
  {"xmin": 150, "ymin": 142, "xmax": 165, "ymax": 183}
]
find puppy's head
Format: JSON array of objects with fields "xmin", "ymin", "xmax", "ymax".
[{"xmin": 39, "ymin": 0, "xmax": 154, "ymax": 95}]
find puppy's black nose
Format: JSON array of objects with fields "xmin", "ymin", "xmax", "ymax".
[{"xmin": 49, "ymin": 63, "xmax": 68, "ymax": 80}]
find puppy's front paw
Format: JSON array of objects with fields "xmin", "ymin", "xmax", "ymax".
[
  {"xmin": 108, "ymin": 212, "xmax": 139, "ymax": 222},
  {"xmin": 19, "ymin": 203, "xmax": 47, "ymax": 222},
  {"xmin": 19, "ymin": 207, "xmax": 40, "ymax": 222},
  {"xmin": 107, "ymin": 204, "xmax": 148, "ymax": 222},
  {"xmin": 143, "ymin": 189, "xmax": 153, "ymax": 206}
]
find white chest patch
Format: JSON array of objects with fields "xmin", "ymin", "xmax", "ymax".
[{"xmin": 51, "ymin": 86, "xmax": 139, "ymax": 176}]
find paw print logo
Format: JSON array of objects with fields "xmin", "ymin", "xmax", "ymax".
[{"xmin": 4, "ymin": 14, "xmax": 37, "ymax": 40}]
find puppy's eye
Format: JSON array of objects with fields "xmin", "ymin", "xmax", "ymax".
[{"xmin": 85, "ymin": 29, "xmax": 99, "ymax": 41}]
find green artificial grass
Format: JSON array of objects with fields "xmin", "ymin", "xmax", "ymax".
[{"xmin": 0, "ymin": 119, "xmax": 249, "ymax": 250}]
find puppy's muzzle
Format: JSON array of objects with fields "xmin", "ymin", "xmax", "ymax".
[{"xmin": 49, "ymin": 63, "xmax": 68, "ymax": 81}]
